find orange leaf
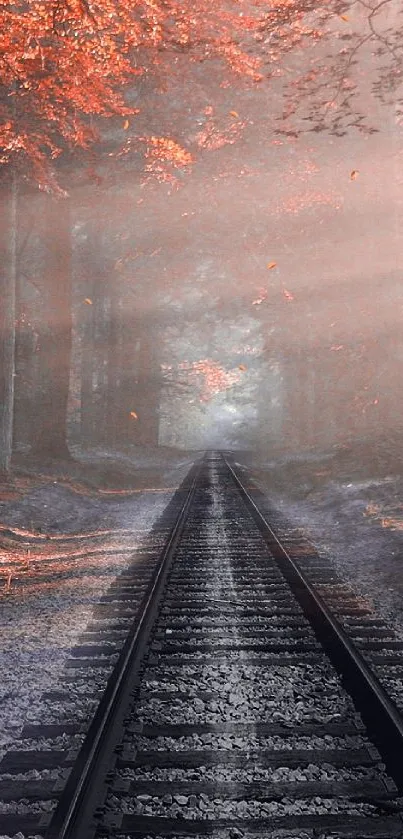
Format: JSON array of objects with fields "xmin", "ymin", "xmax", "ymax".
[
  {"xmin": 129, "ymin": 410, "xmax": 138, "ymax": 419},
  {"xmin": 340, "ymin": 14, "xmax": 349, "ymax": 21},
  {"xmin": 267, "ymin": 261, "xmax": 277, "ymax": 269},
  {"xmin": 229, "ymin": 110, "xmax": 239, "ymax": 118},
  {"xmin": 84, "ymin": 298, "xmax": 92, "ymax": 305},
  {"xmin": 123, "ymin": 119, "xmax": 130, "ymax": 130},
  {"xmin": 238, "ymin": 363, "xmax": 247, "ymax": 371},
  {"xmin": 350, "ymin": 169, "xmax": 359, "ymax": 180}
]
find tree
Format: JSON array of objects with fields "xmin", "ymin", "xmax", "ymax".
[
  {"xmin": 0, "ymin": 0, "xmax": 144, "ymax": 465},
  {"xmin": 0, "ymin": 170, "xmax": 17, "ymax": 476},
  {"xmin": 2, "ymin": 0, "xmax": 394, "ymax": 466},
  {"xmin": 0, "ymin": 0, "xmax": 258, "ymax": 465},
  {"xmin": 29, "ymin": 194, "xmax": 73, "ymax": 458}
]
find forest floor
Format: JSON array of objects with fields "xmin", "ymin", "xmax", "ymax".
[
  {"xmin": 0, "ymin": 442, "xmax": 196, "ymax": 536},
  {"xmin": 0, "ymin": 444, "xmax": 196, "ymax": 760},
  {"xmin": 0, "ymin": 442, "xmax": 198, "ymax": 594},
  {"xmin": 240, "ymin": 440, "xmax": 403, "ymax": 636}
]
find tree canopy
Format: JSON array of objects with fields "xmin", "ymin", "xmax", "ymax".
[{"xmin": 1, "ymin": 0, "xmax": 352, "ymax": 192}]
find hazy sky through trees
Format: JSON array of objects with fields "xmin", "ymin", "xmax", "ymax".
[
  {"xmin": 4, "ymin": 0, "xmax": 403, "ymax": 454},
  {"xmin": 71, "ymin": 0, "xmax": 402, "ymax": 451}
]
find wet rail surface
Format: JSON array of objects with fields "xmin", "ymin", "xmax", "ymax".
[{"xmin": 1, "ymin": 452, "xmax": 403, "ymax": 838}]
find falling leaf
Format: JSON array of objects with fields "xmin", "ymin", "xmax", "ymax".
[
  {"xmin": 229, "ymin": 110, "xmax": 239, "ymax": 117},
  {"xmin": 252, "ymin": 288, "xmax": 268, "ymax": 305},
  {"xmin": 283, "ymin": 288, "xmax": 294, "ymax": 301},
  {"xmin": 350, "ymin": 169, "xmax": 359, "ymax": 180},
  {"xmin": 267, "ymin": 261, "xmax": 277, "ymax": 269},
  {"xmin": 84, "ymin": 298, "xmax": 92, "ymax": 305},
  {"xmin": 340, "ymin": 14, "xmax": 349, "ymax": 21},
  {"xmin": 123, "ymin": 119, "xmax": 130, "ymax": 129},
  {"xmin": 129, "ymin": 411, "xmax": 138, "ymax": 419},
  {"xmin": 238, "ymin": 363, "xmax": 247, "ymax": 371}
]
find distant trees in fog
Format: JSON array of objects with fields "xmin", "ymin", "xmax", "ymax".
[{"xmin": 1, "ymin": 0, "xmax": 402, "ymax": 472}]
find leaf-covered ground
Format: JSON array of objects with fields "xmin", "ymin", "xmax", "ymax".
[
  {"xmin": 241, "ymin": 444, "xmax": 403, "ymax": 634},
  {"xmin": 0, "ymin": 444, "xmax": 196, "ymax": 595}
]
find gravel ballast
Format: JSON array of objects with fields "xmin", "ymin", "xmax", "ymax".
[{"xmin": 1, "ymin": 452, "xmax": 403, "ymax": 837}]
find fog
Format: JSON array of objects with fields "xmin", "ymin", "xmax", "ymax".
[
  {"xmin": 72, "ymin": 1, "xmax": 402, "ymax": 458},
  {"xmin": 4, "ymin": 0, "xmax": 403, "ymax": 471},
  {"xmin": 2, "ymin": 0, "xmax": 403, "ymax": 748}
]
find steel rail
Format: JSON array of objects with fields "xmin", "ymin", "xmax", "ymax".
[
  {"xmin": 44, "ymin": 459, "xmax": 203, "ymax": 839},
  {"xmin": 223, "ymin": 454, "xmax": 403, "ymax": 791}
]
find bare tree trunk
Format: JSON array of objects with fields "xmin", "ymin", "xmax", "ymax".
[
  {"xmin": 30, "ymin": 195, "xmax": 72, "ymax": 460},
  {"xmin": 106, "ymin": 292, "xmax": 123, "ymax": 447},
  {"xmin": 0, "ymin": 176, "xmax": 17, "ymax": 476},
  {"xmin": 79, "ymin": 285, "xmax": 96, "ymax": 448},
  {"xmin": 107, "ymin": 297, "xmax": 140, "ymax": 448},
  {"xmin": 134, "ymin": 327, "xmax": 160, "ymax": 446}
]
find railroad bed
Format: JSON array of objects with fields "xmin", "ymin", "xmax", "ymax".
[{"xmin": 1, "ymin": 452, "xmax": 403, "ymax": 839}]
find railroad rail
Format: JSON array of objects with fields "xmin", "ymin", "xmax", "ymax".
[{"xmin": 1, "ymin": 451, "xmax": 403, "ymax": 838}]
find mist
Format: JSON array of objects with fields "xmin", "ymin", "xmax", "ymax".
[
  {"xmin": 2, "ymin": 3, "xmax": 403, "ymax": 816},
  {"xmin": 1, "ymin": 0, "xmax": 402, "ymax": 492}
]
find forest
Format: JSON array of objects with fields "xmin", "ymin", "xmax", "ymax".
[
  {"xmin": 1, "ymin": 0, "xmax": 403, "ymax": 759},
  {"xmin": 2, "ymin": 5, "xmax": 403, "ymax": 818},
  {"xmin": 1, "ymin": 0, "xmax": 403, "ymax": 483}
]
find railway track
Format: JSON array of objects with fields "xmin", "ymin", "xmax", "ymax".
[{"xmin": 1, "ymin": 451, "xmax": 403, "ymax": 838}]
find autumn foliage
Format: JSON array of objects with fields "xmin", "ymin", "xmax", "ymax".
[
  {"xmin": 1, "ymin": 0, "xmax": 142, "ymax": 190},
  {"xmin": 0, "ymin": 0, "xmax": 341, "ymax": 191},
  {"xmin": 0, "ymin": 0, "xmax": 266, "ymax": 190}
]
